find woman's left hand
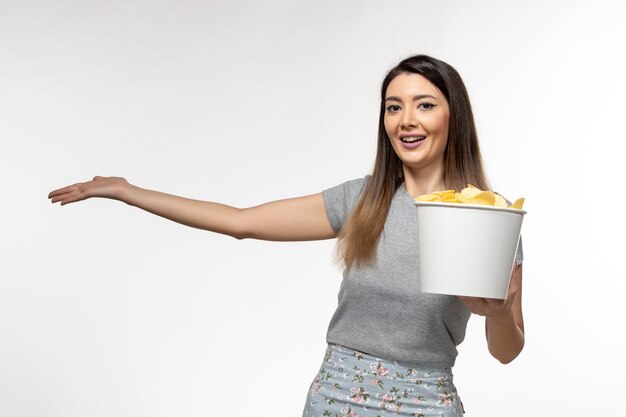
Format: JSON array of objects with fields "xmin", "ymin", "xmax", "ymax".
[
  {"xmin": 457, "ymin": 263, "xmax": 520, "ymax": 319},
  {"xmin": 459, "ymin": 263, "xmax": 524, "ymax": 363}
]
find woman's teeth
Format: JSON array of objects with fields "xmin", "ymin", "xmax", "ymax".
[{"xmin": 400, "ymin": 136, "xmax": 426, "ymax": 143}]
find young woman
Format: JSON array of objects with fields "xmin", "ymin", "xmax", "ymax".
[{"xmin": 49, "ymin": 55, "xmax": 525, "ymax": 416}]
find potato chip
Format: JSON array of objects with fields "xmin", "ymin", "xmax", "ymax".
[
  {"xmin": 461, "ymin": 187, "xmax": 483, "ymax": 200},
  {"xmin": 415, "ymin": 184, "xmax": 525, "ymax": 210},
  {"xmin": 466, "ymin": 198, "xmax": 489, "ymax": 205},
  {"xmin": 415, "ymin": 193, "xmax": 439, "ymax": 202},
  {"xmin": 441, "ymin": 193, "xmax": 459, "ymax": 202},
  {"xmin": 473, "ymin": 191, "xmax": 496, "ymax": 205},
  {"xmin": 455, "ymin": 192, "xmax": 470, "ymax": 203},
  {"xmin": 494, "ymin": 193, "xmax": 508, "ymax": 207}
]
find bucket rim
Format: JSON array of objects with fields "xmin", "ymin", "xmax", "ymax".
[{"xmin": 414, "ymin": 201, "xmax": 527, "ymax": 215}]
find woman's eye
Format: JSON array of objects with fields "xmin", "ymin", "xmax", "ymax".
[
  {"xmin": 419, "ymin": 103, "xmax": 436, "ymax": 110},
  {"xmin": 386, "ymin": 104, "xmax": 401, "ymax": 112}
]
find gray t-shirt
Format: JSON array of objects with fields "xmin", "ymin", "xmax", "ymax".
[{"xmin": 322, "ymin": 176, "xmax": 524, "ymax": 368}]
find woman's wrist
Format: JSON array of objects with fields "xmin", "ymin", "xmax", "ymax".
[
  {"xmin": 486, "ymin": 308, "xmax": 516, "ymax": 326},
  {"xmin": 119, "ymin": 182, "xmax": 140, "ymax": 205}
]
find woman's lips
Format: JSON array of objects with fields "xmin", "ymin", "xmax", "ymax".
[{"xmin": 400, "ymin": 135, "xmax": 426, "ymax": 149}]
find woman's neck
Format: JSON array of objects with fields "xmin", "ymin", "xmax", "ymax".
[{"xmin": 401, "ymin": 164, "xmax": 446, "ymax": 198}]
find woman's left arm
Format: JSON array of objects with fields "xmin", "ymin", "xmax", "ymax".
[{"xmin": 458, "ymin": 262, "xmax": 525, "ymax": 364}]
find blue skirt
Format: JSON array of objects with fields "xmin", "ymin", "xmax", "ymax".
[{"xmin": 302, "ymin": 344, "xmax": 464, "ymax": 417}]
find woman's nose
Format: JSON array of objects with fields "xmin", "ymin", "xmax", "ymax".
[{"xmin": 400, "ymin": 107, "xmax": 418, "ymax": 129}]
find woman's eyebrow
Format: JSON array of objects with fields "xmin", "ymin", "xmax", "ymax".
[{"xmin": 384, "ymin": 94, "xmax": 437, "ymax": 102}]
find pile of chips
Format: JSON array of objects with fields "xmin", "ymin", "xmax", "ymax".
[{"xmin": 415, "ymin": 184, "xmax": 525, "ymax": 209}]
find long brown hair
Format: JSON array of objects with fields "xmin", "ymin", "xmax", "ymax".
[{"xmin": 337, "ymin": 55, "xmax": 490, "ymax": 270}]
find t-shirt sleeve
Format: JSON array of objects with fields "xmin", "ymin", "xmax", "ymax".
[{"xmin": 321, "ymin": 176, "xmax": 370, "ymax": 234}]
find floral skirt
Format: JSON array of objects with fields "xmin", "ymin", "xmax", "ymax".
[{"xmin": 302, "ymin": 343, "xmax": 464, "ymax": 417}]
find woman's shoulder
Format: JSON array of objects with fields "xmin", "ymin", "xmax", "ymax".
[
  {"xmin": 326, "ymin": 175, "xmax": 371, "ymax": 192},
  {"xmin": 347, "ymin": 174, "xmax": 371, "ymax": 188},
  {"xmin": 322, "ymin": 175, "xmax": 371, "ymax": 208}
]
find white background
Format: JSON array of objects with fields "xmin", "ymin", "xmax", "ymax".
[{"xmin": 1, "ymin": 1, "xmax": 625, "ymax": 416}]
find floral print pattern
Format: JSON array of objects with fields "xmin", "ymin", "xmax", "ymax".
[{"xmin": 303, "ymin": 344, "xmax": 464, "ymax": 417}]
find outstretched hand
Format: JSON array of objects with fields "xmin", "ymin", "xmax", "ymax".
[
  {"xmin": 458, "ymin": 262, "xmax": 520, "ymax": 320},
  {"xmin": 48, "ymin": 176, "xmax": 129, "ymax": 205}
]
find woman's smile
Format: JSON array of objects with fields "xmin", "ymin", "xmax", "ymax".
[{"xmin": 399, "ymin": 132, "xmax": 428, "ymax": 148}]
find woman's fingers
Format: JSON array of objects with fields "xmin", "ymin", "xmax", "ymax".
[
  {"xmin": 49, "ymin": 176, "xmax": 128, "ymax": 205},
  {"xmin": 505, "ymin": 267, "xmax": 520, "ymax": 300},
  {"xmin": 58, "ymin": 190, "xmax": 86, "ymax": 205},
  {"xmin": 459, "ymin": 292, "xmax": 514, "ymax": 317},
  {"xmin": 49, "ymin": 180, "xmax": 94, "ymax": 205},
  {"xmin": 506, "ymin": 279, "xmax": 517, "ymax": 300},
  {"xmin": 49, "ymin": 187, "xmax": 79, "ymax": 204},
  {"xmin": 52, "ymin": 192, "xmax": 82, "ymax": 205},
  {"xmin": 458, "ymin": 266, "xmax": 520, "ymax": 317},
  {"xmin": 48, "ymin": 183, "xmax": 80, "ymax": 199},
  {"xmin": 458, "ymin": 296, "xmax": 487, "ymax": 314}
]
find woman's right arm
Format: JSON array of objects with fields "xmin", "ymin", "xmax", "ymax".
[{"xmin": 48, "ymin": 176, "xmax": 337, "ymax": 241}]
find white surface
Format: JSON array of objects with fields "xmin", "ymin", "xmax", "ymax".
[
  {"xmin": 1, "ymin": 1, "xmax": 625, "ymax": 416},
  {"xmin": 416, "ymin": 203, "xmax": 524, "ymax": 299}
]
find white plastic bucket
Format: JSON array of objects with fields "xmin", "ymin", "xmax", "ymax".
[{"xmin": 415, "ymin": 202, "xmax": 526, "ymax": 299}]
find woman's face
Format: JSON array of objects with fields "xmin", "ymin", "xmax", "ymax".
[{"xmin": 384, "ymin": 72, "xmax": 450, "ymax": 174}]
